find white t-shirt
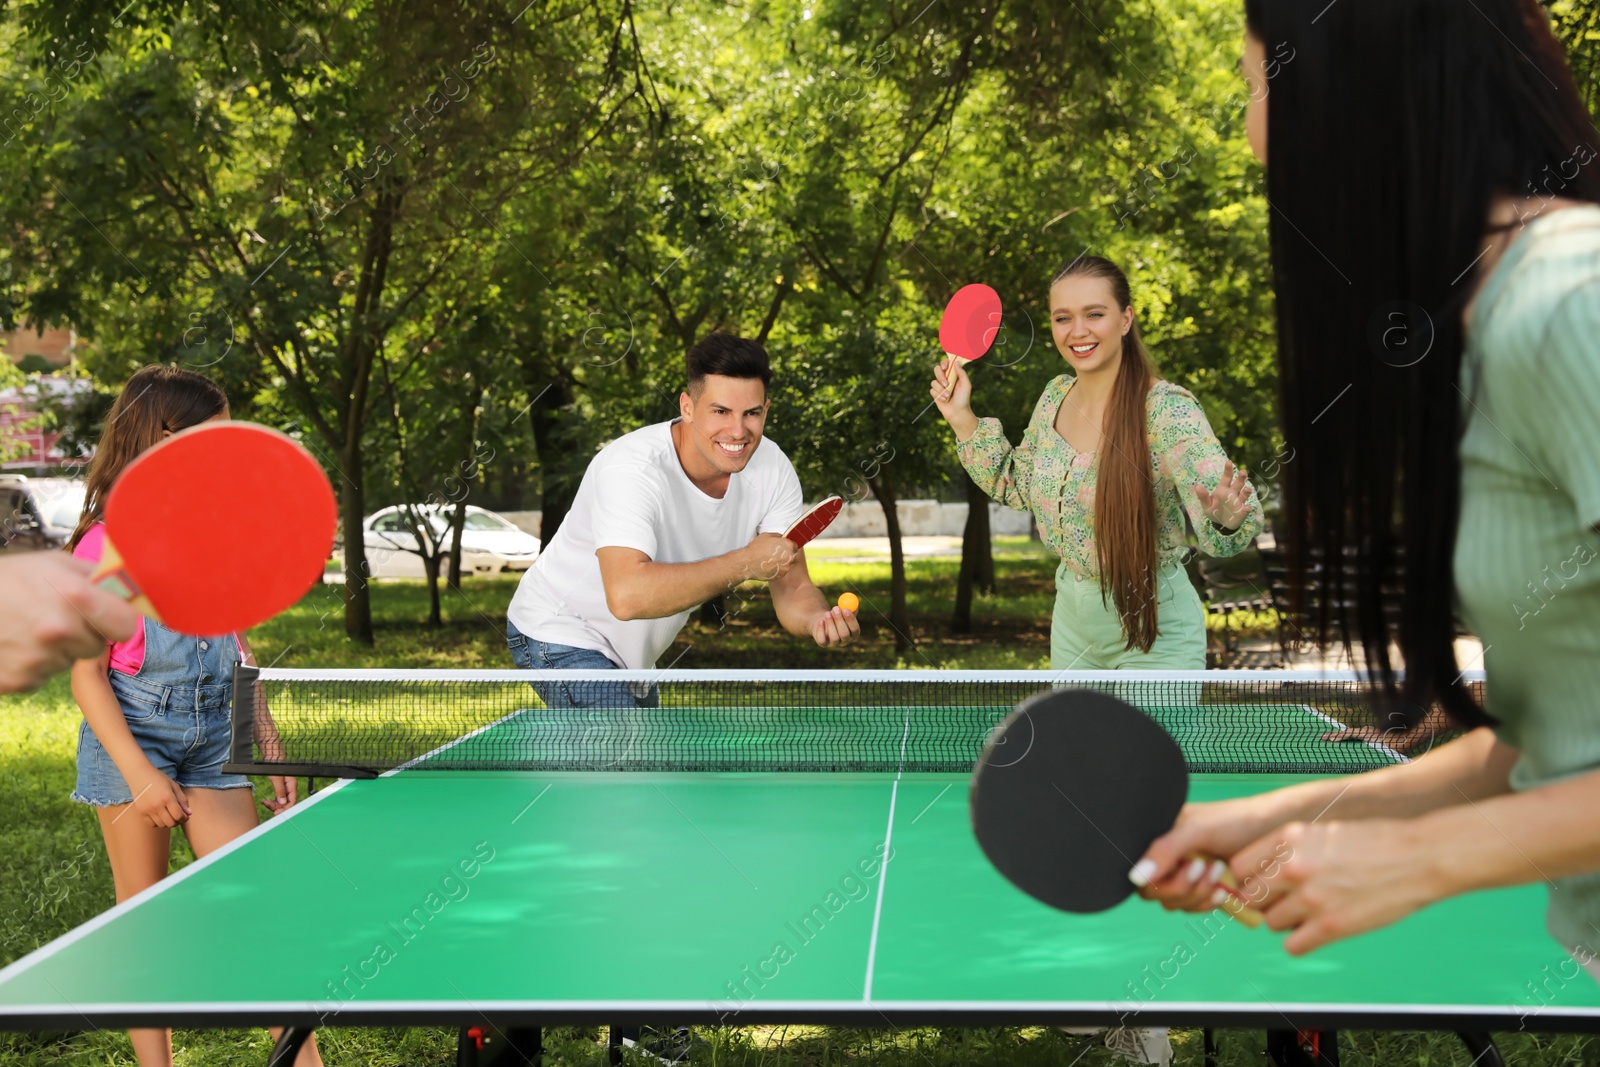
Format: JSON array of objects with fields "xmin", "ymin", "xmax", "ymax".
[{"xmin": 507, "ymin": 419, "xmax": 806, "ymax": 669}]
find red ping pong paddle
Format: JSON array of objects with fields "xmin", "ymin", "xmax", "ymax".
[
  {"xmin": 91, "ymin": 422, "xmax": 338, "ymax": 635},
  {"xmin": 938, "ymin": 284, "xmax": 1004, "ymax": 381},
  {"xmin": 784, "ymin": 496, "xmax": 844, "ymax": 547},
  {"xmin": 970, "ymin": 689, "xmax": 1263, "ymax": 926}
]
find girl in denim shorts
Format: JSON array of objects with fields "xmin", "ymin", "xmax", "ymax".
[{"xmin": 66, "ymin": 366, "xmax": 321, "ymax": 1067}]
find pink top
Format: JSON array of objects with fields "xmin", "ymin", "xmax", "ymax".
[{"xmin": 72, "ymin": 524, "xmax": 146, "ymax": 675}]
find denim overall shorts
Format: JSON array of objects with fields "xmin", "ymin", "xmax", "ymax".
[{"xmin": 72, "ymin": 619, "xmax": 251, "ymax": 806}]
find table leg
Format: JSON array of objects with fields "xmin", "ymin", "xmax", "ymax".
[
  {"xmin": 1456, "ymin": 1031, "xmax": 1505, "ymax": 1067},
  {"xmin": 1266, "ymin": 1028, "xmax": 1339, "ymax": 1067},
  {"xmin": 267, "ymin": 1026, "xmax": 313, "ymax": 1066},
  {"xmin": 458, "ymin": 1025, "xmax": 542, "ymax": 1066}
]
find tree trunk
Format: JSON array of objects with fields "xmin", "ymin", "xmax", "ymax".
[
  {"xmin": 975, "ymin": 496, "xmax": 995, "ymax": 593},
  {"xmin": 952, "ymin": 471, "xmax": 996, "ymax": 633},
  {"xmin": 423, "ymin": 548, "xmax": 443, "ymax": 628},
  {"xmin": 339, "ymin": 442, "xmax": 374, "ymax": 644},
  {"xmin": 334, "ymin": 186, "xmax": 401, "ymax": 645},
  {"xmin": 446, "ymin": 493, "xmax": 469, "ymax": 591},
  {"xmin": 529, "ymin": 377, "xmax": 577, "ymax": 544},
  {"xmin": 870, "ymin": 470, "xmax": 912, "ymax": 654},
  {"xmin": 447, "ymin": 384, "xmax": 484, "ymax": 591}
]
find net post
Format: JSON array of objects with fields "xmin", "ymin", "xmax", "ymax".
[{"xmin": 223, "ymin": 662, "xmax": 261, "ymax": 774}]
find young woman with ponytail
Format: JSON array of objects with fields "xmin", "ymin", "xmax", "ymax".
[{"xmin": 932, "ymin": 255, "xmax": 1263, "ymax": 671}]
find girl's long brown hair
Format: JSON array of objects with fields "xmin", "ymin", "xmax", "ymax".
[
  {"xmin": 1054, "ymin": 256, "xmax": 1160, "ymax": 652},
  {"xmin": 67, "ymin": 365, "xmax": 229, "ymax": 552}
]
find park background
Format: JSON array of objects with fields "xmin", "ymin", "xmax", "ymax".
[{"xmin": 2, "ymin": 0, "xmax": 1599, "ymax": 1063}]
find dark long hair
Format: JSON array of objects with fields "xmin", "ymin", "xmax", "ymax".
[
  {"xmin": 1053, "ymin": 255, "xmax": 1162, "ymax": 652},
  {"xmin": 68, "ymin": 365, "xmax": 229, "ymax": 551},
  {"xmin": 1245, "ymin": 0, "xmax": 1600, "ymax": 727}
]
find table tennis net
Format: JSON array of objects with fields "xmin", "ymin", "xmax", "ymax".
[{"xmin": 224, "ymin": 667, "xmax": 1481, "ymax": 779}]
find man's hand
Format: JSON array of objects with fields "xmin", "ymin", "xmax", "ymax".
[
  {"xmin": 0, "ymin": 553, "xmax": 140, "ymax": 694},
  {"xmin": 740, "ymin": 533, "xmax": 800, "ymax": 583},
  {"xmin": 811, "ymin": 605, "xmax": 861, "ymax": 647}
]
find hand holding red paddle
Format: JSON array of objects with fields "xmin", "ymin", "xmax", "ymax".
[
  {"xmin": 0, "ymin": 554, "xmax": 139, "ymax": 693},
  {"xmin": 784, "ymin": 496, "xmax": 843, "ymax": 547},
  {"xmin": 918, "ymin": 284, "xmax": 1002, "ymax": 426}
]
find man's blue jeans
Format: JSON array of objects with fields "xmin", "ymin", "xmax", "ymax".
[{"xmin": 505, "ymin": 619, "xmax": 659, "ymax": 708}]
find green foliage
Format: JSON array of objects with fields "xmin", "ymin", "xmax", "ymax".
[
  {"xmin": 12, "ymin": 354, "xmax": 52, "ymax": 373},
  {"xmin": 6, "ymin": 0, "xmax": 1593, "ymax": 644},
  {"xmin": 0, "ymin": 0, "xmax": 637, "ymax": 638},
  {"xmin": 1549, "ymin": 0, "xmax": 1600, "ymax": 114}
]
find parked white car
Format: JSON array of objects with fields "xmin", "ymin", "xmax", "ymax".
[
  {"xmin": 0, "ymin": 475, "xmax": 86, "ymax": 550},
  {"xmin": 361, "ymin": 505, "xmax": 540, "ymax": 579}
]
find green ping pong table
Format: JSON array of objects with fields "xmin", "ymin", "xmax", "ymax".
[{"xmin": 1, "ymin": 668, "xmax": 1596, "ymax": 1066}]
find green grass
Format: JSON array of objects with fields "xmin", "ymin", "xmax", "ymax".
[{"xmin": 0, "ymin": 553, "xmax": 1587, "ymax": 1065}]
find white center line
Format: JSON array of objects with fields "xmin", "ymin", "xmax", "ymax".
[
  {"xmin": 862, "ymin": 778, "xmax": 900, "ymax": 1002},
  {"xmin": 863, "ymin": 709, "xmax": 910, "ymax": 1001}
]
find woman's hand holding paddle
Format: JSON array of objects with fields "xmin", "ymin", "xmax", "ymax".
[
  {"xmin": 1134, "ymin": 798, "xmax": 1444, "ymax": 955},
  {"xmin": 930, "ymin": 359, "xmax": 978, "ymax": 439},
  {"xmin": 1228, "ymin": 818, "xmax": 1442, "ymax": 956},
  {"xmin": 1130, "ymin": 796, "xmax": 1288, "ymax": 912}
]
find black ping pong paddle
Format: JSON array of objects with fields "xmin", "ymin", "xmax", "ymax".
[{"xmin": 970, "ymin": 689, "xmax": 1262, "ymax": 926}]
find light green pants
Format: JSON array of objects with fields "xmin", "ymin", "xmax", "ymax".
[{"xmin": 1050, "ymin": 559, "xmax": 1207, "ymax": 672}]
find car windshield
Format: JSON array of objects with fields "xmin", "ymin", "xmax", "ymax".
[
  {"xmin": 376, "ymin": 509, "xmax": 517, "ymax": 535},
  {"xmin": 39, "ymin": 484, "xmax": 86, "ymax": 529},
  {"xmin": 462, "ymin": 512, "xmax": 513, "ymax": 532}
]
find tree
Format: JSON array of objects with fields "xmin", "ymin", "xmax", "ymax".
[
  {"xmin": 0, "ymin": 0, "xmax": 638, "ymax": 642},
  {"xmin": 1549, "ymin": 0, "xmax": 1600, "ymax": 113},
  {"xmin": 0, "ymin": 0, "xmax": 1303, "ymax": 662}
]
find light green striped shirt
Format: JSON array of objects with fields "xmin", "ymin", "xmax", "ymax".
[{"xmin": 1457, "ymin": 204, "xmax": 1600, "ymax": 954}]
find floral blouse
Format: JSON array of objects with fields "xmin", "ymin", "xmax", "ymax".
[{"xmin": 957, "ymin": 375, "xmax": 1264, "ymax": 580}]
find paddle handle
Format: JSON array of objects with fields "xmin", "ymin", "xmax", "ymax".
[
  {"xmin": 937, "ymin": 353, "xmax": 970, "ymax": 402},
  {"xmin": 1210, "ymin": 862, "xmax": 1265, "ymax": 929},
  {"xmin": 89, "ymin": 534, "xmax": 162, "ymax": 621}
]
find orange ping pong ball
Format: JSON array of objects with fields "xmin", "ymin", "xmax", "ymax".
[{"xmin": 838, "ymin": 592, "xmax": 860, "ymax": 613}]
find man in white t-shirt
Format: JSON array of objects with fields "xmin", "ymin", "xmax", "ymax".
[
  {"xmin": 508, "ymin": 332, "xmax": 858, "ymax": 1063},
  {"xmin": 506, "ymin": 332, "xmax": 858, "ymax": 709}
]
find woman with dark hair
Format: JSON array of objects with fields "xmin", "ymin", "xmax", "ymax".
[
  {"xmin": 931, "ymin": 255, "xmax": 1263, "ymax": 672},
  {"xmin": 1134, "ymin": 0, "xmax": 1600, "ymax": 967}
]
